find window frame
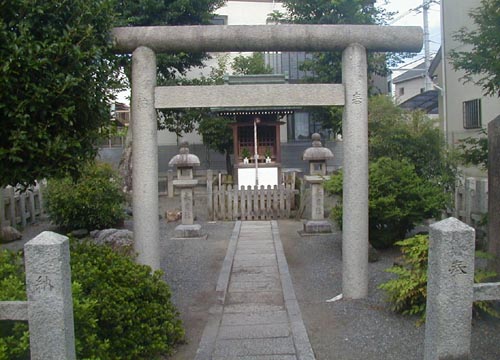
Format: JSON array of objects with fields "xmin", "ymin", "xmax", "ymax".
[{"xmin": 463, "ymin": 99, "xmax": 482, "ymax": 129}]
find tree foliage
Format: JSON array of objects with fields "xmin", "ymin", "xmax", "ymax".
[
  {"xmin": 456, "ymin": 129, "xmax": 488, "ymax": 170},
  {"xmin": 115, "ymin": 0, "xmax": 226, "ymax": 80},
  {"xmin": 368, "ymin": 95, "xmax": 457, "ymax": 190},
  {"xmin": 0, "ymin": 0, "xmax": 121, "ymax": 187},
  {"xmin": 272, "ymin": 0, "xmax": 400, "ymax": 133},
  {"xmin": 450, "ymin": 0, "xmax": 500, "ymax": 97},
  {"xmin": 325, "ymin": 96, "xmax": 456, "ymax": 248},
  {"xmin": 325, "ymin": 157, "xmax": 448, "ymax": 248},
  {"xmin": 232, "ymin": 52, "xmax": 273, "ymax": 75},
  {"xmin": 0, "ymin": 0, "xmax": 225, "ymax": 188},
  {"xmin": 44, "ymin": 162, "xmax": 125, "ymax": 231},
  {"xmin": 275, "ymin": 0, "xmax": 396, "ymax": 83},
  {"xmin": 379, "ymin": 235, "xmax": 500, "ymax": 324}
]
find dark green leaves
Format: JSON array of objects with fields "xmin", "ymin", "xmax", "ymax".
[{"xmin": 0, "ymin": 0, "xmax": 121, "ymax": 187}]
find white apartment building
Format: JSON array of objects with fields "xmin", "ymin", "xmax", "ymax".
[{"xmin": 440, "ymin": 0, "xmax": 500, "ymax": 148}]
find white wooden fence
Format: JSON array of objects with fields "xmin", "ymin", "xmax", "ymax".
[
  {"xmin": 212, "ymin": 184, "xmax": 297, "ymax": 221},
  {"xmin": 0, "ymin": 183, "xmax": 45, "ymax": 228}
]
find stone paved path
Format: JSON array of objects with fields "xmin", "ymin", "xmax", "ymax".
[{"xmin": 195, "ymin": 221, "xmax": 315, "ymax": 360}]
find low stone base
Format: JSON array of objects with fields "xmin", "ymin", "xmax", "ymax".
[
  {"xmin": 173, "ymin": 224, "xmax": 206, "ymax": 239},
  {"xmin": 300, "ymin": 220, "xmax": 332, "ymax": 235}
]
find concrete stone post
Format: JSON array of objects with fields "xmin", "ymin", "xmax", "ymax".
[
  {"xmin": 311, "ymin": 184, "xmax": 324, "ymax": 221},
  {"xmin": 131, "ymin": 46, "xmax": 160, "ymax": 271},
  {"xmin": 167, "ymin": 169, "xmax": 174, "ymax": 198},
  {"xmin": 24, "ymin": 231, "xmax": 76, "ymax": 360},
  {"xmin": 302, "ymin": 133, "xmax": 333, "ymax": 234},
  {"xmin": 341, "ymin": 43, "xmax": 369, "ymax": 299},
  {"xmin": 180, "ymin": 188, "xmax": 194, "ymax": 225},
  {"xmin": 207, "ymin": 169, "xmax": 213, "ymax": 220},
  {"xmin": 488, "ymin": 116, "xmax": 500, "ymax": 275},
  {"xmin": 424, "ymin": 217, "xmax": 475, "ymax": 360}
]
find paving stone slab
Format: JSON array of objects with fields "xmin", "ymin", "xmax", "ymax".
[
  {"xmin": 226, "ymin": 291, "xmax": 284, "ymax": 305},
  {"xmin": 236, "ymin": 248, "xmax": 276, "ymax": 255},
  {"xmin": 231, "ymin": 266, "xmax": 279, "ymax": 276},
  {"xmin": 223, "ymin": 303, "xmax": 285, "ymax": 314},
  {"xmin": 234, "ymin": 254, "xmax": 277, "ymax": 261},
  {"xmin": 236, "ymin": 245, "xmax": 275, "ymax": 252},
  {"xmin": 213, "ymin": 337, "xmax": 295, "ymax": 357},
  {"xmin": 218, "ymin": 323, "xmax": 291, "ymax": 339},
  {"xmin": 238, "ymin": 241, "xmax": 274, "ymax": 246},
  {"xmin": 233, "ymin": 257, "xmax": 277, "ymax": 267},
  {"xmin": 213, "ymin": 356, "xmax": 297, "ymax": 360},
  {"xmin": 239, "ymin": 232, "xmax": 272, "ymax": 236},
  {"xmin": 229, "ymin": 279, "xmax": 281, "ymax": 292},
  {"xmin": 238, "ymin": 235, "xmax": 273, "ymax": 239},
  {"xmin": 221, "ymin": 310, "xmax": 289, "ymax": 326},
  {"xmin": 231, "ymin": 272, "xmax": 280, "ymax": 283}
]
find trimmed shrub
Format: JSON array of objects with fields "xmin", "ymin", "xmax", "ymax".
[
  {"xmin": 0, "ymin": 250, "xmax": 29, "ymax": 360},
  {"xmin": 379, "ymin": 234, "xmax": 499, "ymax": 325},
  {"xmin": 325, "ymin": 157, "xmax": 448, "ymax": 248},
  {"xmin": 0, "ymin": 241, "xmax": 184, "ymax": 360},
  {"xmin": 45, "ymin": 162, "xmax": 125, "ymax": 231}
]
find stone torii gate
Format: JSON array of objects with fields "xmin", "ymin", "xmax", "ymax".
[{"xmin": 112, "ymin": 24, "xmax": 422, "ymax": 299}]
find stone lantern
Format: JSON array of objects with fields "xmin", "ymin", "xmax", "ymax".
[
  {"xmin": 168, "ymin": 142, "xmax": 205, "ymax": 238},
  {"xmin": 302, "ymin": 133, "xmax": 334, "ymax": 234}
]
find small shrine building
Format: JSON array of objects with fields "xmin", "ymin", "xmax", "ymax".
[{"xmin": 214, "ymin": 74, "xmax": 296, "ymax": 188}]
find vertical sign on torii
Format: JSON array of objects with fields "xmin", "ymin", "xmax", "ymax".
[{"xmin": 112, "ymin": 24, "xmax": 422, "ymax": 299}]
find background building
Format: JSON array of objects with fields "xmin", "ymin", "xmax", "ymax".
[{"xmin": 440, "ymin": 0, "xmax": 500, "ymax": 172}]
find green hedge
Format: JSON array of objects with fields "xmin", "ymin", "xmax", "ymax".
[
  {"xmin": 0, "ymin": 241, "xmax": 184, "ymax": 360},
  {"xmin": 45, "ymin": 162, "xmax": 125, "ymax": 231},
  {"xmin": 325, "ymin": 157, "xmax": 448, "ymax": 248}
]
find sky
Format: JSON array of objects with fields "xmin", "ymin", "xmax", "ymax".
[{"xmin": 377, "ymin": 0, "xmax": 442, "ymax": 70}]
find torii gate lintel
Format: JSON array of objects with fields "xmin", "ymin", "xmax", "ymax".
[{"xmin": 120, "ymin": 25, "xmax": 423, "ymax": 300}]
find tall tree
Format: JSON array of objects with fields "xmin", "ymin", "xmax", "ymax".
[
  {"xmin": 195, "ymin": 54, "xmax": 235, "ymax": 174},
  {"xmin": 274, "ymin": 0, "xmax": 395, "ymax": 83},
  {"xmin": 271, "ymin": 0, "xmax": 398, "ymax": 134},
  {"xmin": 450, "ymin": 0, "xmax": 500, "ymax": 97},
  {"xmin": 113, "ymin": 0, "xmax": 226, "ymax": 192},
  {"xmin": 115, "ymin": 0, "xmax": 226, "ymax": 80},
  {"xmin": 0, "ymin": 0, "xmax": 121, "ymax": 187},
  {"xmin": 368, "ymin": 95, "xmax": 457, "ymax": 190},
  {"xmin": 0, "ymin": 0, "xmax": 225, "ymax": 188},
  {"xmin": 232, "ymin": 52, "xmax": 273, "ymax": 75}
]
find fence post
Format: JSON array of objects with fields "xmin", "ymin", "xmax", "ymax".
[
  {"xmin": 20, "ymin": 191, "xmax": 27, "ymax": 227},
  {"xmin": 0, "ymin": 188, "xmax": 5, "ymax": 228},
  {"xmin": 488, "ymin": 116, "xmax": 500, "ymax": 275},
  {"xmin": 24, "ymin": 231, "xmax": 76, "ymax": 360},
  {"xmin": 29, "ymin": 189, "xmax": 36, "ymax": 222},
  {"xmin": 207, "ymin": 170, "xmax": 213, "ymax": 220},
  {"xmin": 7, "ymin": 186, "xmax": 15, "ymax": 227},
  {"xmin": 167, "ymin": 170, "xmax": 174, "ymax": 198},
  {"xmin": 424, "ymin": 217, "xmax": 475, "ymax": 360}
]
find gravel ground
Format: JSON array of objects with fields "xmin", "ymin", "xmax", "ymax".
[
  {"xmin": 278, "ymin": 219, "xmax": 500, "ymax": 360},
  {"xmin": 161, "ymin": 219, "xmax": 234, "ymax": 360},
  {"xmin": 6, "ymin": 209, "xmax": 500, "ymax": 360}
]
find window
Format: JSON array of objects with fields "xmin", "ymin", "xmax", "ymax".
[
  {"xmin": 463, "ymin": 99, "xmax": 482, "ymax": 129},
  {"xmin": 399, "ymin": 87, "xmax": 405, "ymax": 96},
  {"xmin": 210, "ymin": 15, "xmax": 227, "ymax": 25}
]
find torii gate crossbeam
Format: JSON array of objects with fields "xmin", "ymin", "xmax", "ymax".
[{"xmin": 115, "ymin": 24, "xmax": 423, "ymax": 300}]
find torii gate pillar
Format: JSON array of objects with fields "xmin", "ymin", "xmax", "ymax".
[
  {"xmin": 131, "ymin": 46, "xmax": 160, "ymax": 271},
  {"xmin": 342, "ymin": 44, "xmax": 369, "ymax": 299}
]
